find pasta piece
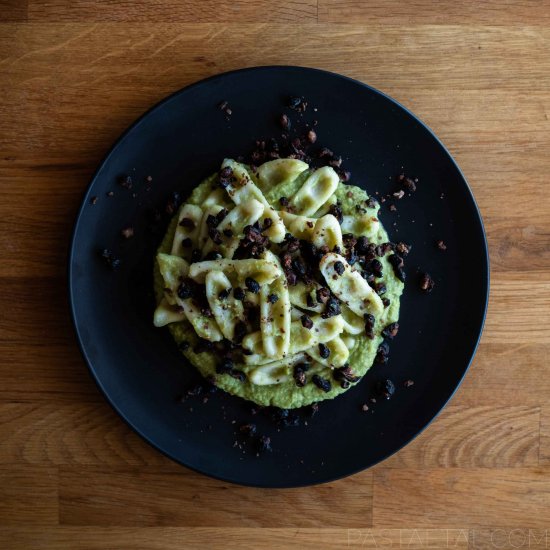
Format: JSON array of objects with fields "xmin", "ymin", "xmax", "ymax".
[
  {"xmin": 340, "ymin": 334, "xmax": 356, "ymax": 351},
  {"xmin": 157, "ymin": 253, "xmax": 189, "ymax": 302},
  {"xmin": 289, "ymin": 166, "xmax": 339, "ymax": 216},
  {"xmin": 306, "ymin": 337, "xmax": 349, "ymax": 368},
  {"xmin": 171, "ymin": 204, "xmax": 202, "ymax": 258},
  {"xmin": 341, "ymin": 214, "xmax": 380, "ymax": 240},
  {"xmin": 278, "ymin": 211, "xmax": 316, "ymax": 240},
  {"xmin": 203, "ymin": 187, "xmax": 232, "ymax": 209},
  {"xmin": 157, "ymin": 253, "xmax": 223, "ymax": 341},
  {"xmin": 242, "ymin": 330, "xmax": 263, "ymax": 356},
  {"xmin": 319, "ymin": 253, "xmax": 384, "ymax": 316},
  {"xmin": 289, "ymin": 315, "xmax": 344, "ymax": 354},
  {"xmin": 215, "ymin": 198, "xmax": 264, "ymax": 258},
  {"xmin": 257, "ymin": 158, "xmax": 309, "ymax": 188},
  {"xmin": 243, "ymin": 315, "xmax": 344, "ymax": 364},
  {"xmin": 221, "ymin": 159, "xmax": 286, "ymax": 242},
  {"xmin": 197, "ymin": 203, "xmax": 225, "ymax": 248},
  {"xmin": 188, "ymin": 258, "xmax": 282, "ymax": 285},
  {"xmin": 179, "ymin": 299, "xmax": 223, "ymax": 341},
  {"xmin": 205, "ymin": 270, "xmax": 246, "ymax": 341},
  {"xmin": 312, "ymin": 214, "xmax": 343, "ymax": 250},
  {"xmin": 153, "ymin": 298, "xmax": 186, "ymax": 327},
  {"xmin": 312, "ymin": 194, "xmax": 337, "ymax": 218},
  {"xmin": 248, "ymin": 353, "xmax": 306, "ymax": 386},
  {"xmin": 287, "ymin": 281, "xmax": 323, "ymax": 313},
  {"xmin": 340, "ymin": 304, "xmax": 365, "ymax": 335},
  {"xmin": 290, "ymin": 307, "xmax": 304, "ymax": 321},
  {"xmin": 259, "ymin": 252, "xmax": 291, "ymax": 358}
]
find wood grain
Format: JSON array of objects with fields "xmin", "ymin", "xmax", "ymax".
[
  {"xmin": 538, "ymin": 407, "xmax": 550, "ymax": 466},
  {"xmin": 0, "ymin": 527, "xmax": 474, "ymax": 549},
  {"xmin": 28, "ymin": 1, "xmax": 318, "ymax": 22},
  {"xmin": 59, "ymin": 467, "xmax": 373, "ymax": 527},
  {"xmin": 319, "ymin": 1, "xmax": 550, "ymax": 25},
  {"xmin": 0, "ymin": 466, "xmax": 58, "ymax": 525},
  {"xmin": 373, "ymin": 468, "xmax": 550, "ymax": 529},
  {"xmin": 1, "ymin": 1, "xmax": 550, "ymax": 547}
]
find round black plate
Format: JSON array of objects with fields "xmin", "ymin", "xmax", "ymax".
[{"xmin": 69, "ymin": 66, "xmax": 489, "ymax": 487}]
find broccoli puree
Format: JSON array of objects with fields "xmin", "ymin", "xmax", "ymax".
[{"xmin": 154, "ymin": 167, "xmax": 403, "ymax": 409}]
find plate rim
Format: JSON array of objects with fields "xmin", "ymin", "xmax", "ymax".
[{"xmin": 68, "ymin": 65, "xmax": 490, "ymax": 488}]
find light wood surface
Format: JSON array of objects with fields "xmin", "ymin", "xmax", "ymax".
[{"xmin": 1, "ymin": 2, "xmax": 550, "ymax": 548}]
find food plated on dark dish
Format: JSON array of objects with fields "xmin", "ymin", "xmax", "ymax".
[{"xmin": 69, "ymin": 66, "xmax": 489, "ymax": 487}]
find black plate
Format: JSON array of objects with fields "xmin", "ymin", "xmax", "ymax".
[{"xmin": 69, "ymin": 66, "xmax": 489, "ymax": 487}]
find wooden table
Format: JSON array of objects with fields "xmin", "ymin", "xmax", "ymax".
[{"xmin": 1, "ymin": 2, "xmax": 550, "ymax": 548}]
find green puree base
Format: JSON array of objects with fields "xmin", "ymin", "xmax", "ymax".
[{"xmin": 154, "ymin": 169, "xmax": 403, "ymax": 409}]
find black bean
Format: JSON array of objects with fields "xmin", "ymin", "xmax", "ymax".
[
  {"xmin": 301, "ymin": 314, "xmax": 313, "ymax": 329},
  {"xmin": 328, "ymin": 203, "xmax": 343, "ymax": 224},
  {"xmin": 368, "ymin": 259, "xmax": 383, "ymax": 278},
  {"xmin": 177, "ymin": 282, "xmax": 193, "ymax": 300},
  {"xmin": 388, "ymin": 254, "xmax": 406, "ymax": 282},
  {"xmin": 233, "ymin": 287, "xmax": 245, "ymax": 301},
  {"xmin": 376, "ymin": 379, "xmax": 396, "ymax": 400},
  {"xmin": 375, "ymin": 341, "xmax": 390, "ymax": 364},
  {"xmin": 395, "ymin": 242, "xmax": 411, "ymax": 256},
  {"xmin": 312, "ymin": 374, "xmax": 331, "ymax": 392},
  {"xmin": 364, "ymin": 313, "xmax": 375, "ymax": 339},
  {"xmin": 375, "ymin": 282, "xmax": 387, "ymax": 295},
  {"xmin": 419, "ymin": 272, "xmax": 435, "ymax": 292},
  {"xmin": 293, "ymin": 362, "xmax": 311, "ymax": 387},
  {"xmin": 333, "ymin": 365, "xmax": 360, "ymax": 387},
  {"xmin": 306, "ymin": 293, "xmax": 317, "ymax": 308},
  {"xmin": 382, "ymin": 322, "xmax": 399, "ymax": 339},
  {"xmin": 322, "ymin": 296, "xmax": 341, "ymax": 318},
  {"xmin": 356, "ymin": 236, "xmax": 370, "ymax": 254},
  {"xmin": 334, "ymin": 261, "xmax": 345, "ymax": 275},
  {"xmin": 245, "ymin": 277, "xmax": 260, "ymax": 294},
  {"xmin": 218, "ymin": 288, "xmax": 230, "ymax": 300},
  {"xmin": 316, "ymin": 287, "xmax": 330, "ymax": 304},
  {"xmin": 347, "ymin": 251, "xmax": 358, "ymax": 266},
  {"xmin": 318, "ymin": 343, "xmax": 330, "ymax": 359},
  {"xmin": 219, "ymin": 166, "xmax": 233, "ymax": 188}
]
